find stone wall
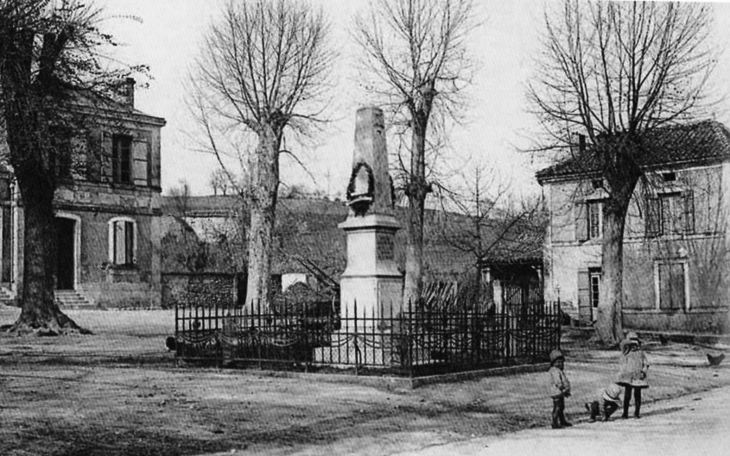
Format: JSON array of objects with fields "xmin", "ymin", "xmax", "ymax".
[{"xmin": 161, "ymin": 273, "xmax": 243, "ymax": 309}]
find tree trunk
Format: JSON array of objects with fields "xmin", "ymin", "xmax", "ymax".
[
  {"xmin": 596, "ymin": 167, "xmax": 638, "ymax": 345},
  {"xmin": 596, "ymin": 199, "xmax": 628, "ymax": 344},
  {"xmin": 402, "ymin": 116, "xmax": 429, "ymax": 306},
  {"xmin": 245, "ymin": 123, "xmax": 281, "ymax": 311},
  {"xmin": 1, "ymin": 77, "xmax": 84, "ymax": 334},
  {"xmin": 11, "ymin": 187, "xmax": 83, "ymax": 334}
]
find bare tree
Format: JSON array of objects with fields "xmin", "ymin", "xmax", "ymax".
[
  {"xmin": 530, "ymin": 1, "xmax": 716, "ymax": 343},
  {"xmin": 355, "ymin": 0, "xmax": 476, "ymax": 306},
  {"xmin": 0, "ymin": 0, "xmax": 143, "ymax": 334},
  {"xmin": 209, "ymin": 168, "xmax": 235, "ymax": 196},
  {"xmin": 439, "ymin": 164, "xmax": 544, "ymax": 303},
  {"xmin": 189, "ymin": 0, "xmax": 335, "ymax": 309}
]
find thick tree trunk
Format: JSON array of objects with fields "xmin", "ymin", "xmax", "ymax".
[
  {"xmin": 402, "ymin": 117, "xmax": 429, "ymax": 306},
  {"xmin": 596, "ymin": 160, "xmax": 639, "ymax": 345},
  {"xmin": 596, "ymin": 199, "xmax": 629, "ymax": 344},
  {"xmin": 1, "ymin": 76, "xmax": 84, "ymax": 334},
  {"xmin": 245, "ymin": 123, "xmax": 281, "ymax": 311},
  {"xmin": 10, "ymin": 186, "xmax": 84, "ymax": 334}
]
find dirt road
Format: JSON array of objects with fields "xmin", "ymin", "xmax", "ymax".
[
  {"xmin": 395, "ymin": 384, "xmax": 730, "ymax": 456},
  {"xmin": 2, "ymin": 307, "xmax": 729, "ymax": 456}
]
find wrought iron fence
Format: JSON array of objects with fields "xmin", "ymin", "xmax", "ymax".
[{"xmin": 174, "ymin": 298, "xmax": 561, "ymax": 377}]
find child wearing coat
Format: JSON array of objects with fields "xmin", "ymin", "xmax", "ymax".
[
  {"xmin": 617, "ymin": 332, "xmax": 650, "ymax": 418},
  {"xmin": 548, "ymin": 349, "xmax": 572, "ymax": 429},
  {"xmin": 585, "ymin": 382, "xmax": 623, "ymax": 422}
]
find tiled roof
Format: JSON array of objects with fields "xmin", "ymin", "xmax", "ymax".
[{"xmin": 536, "ymin": 120, "xmax": 730, "ymax": 182}]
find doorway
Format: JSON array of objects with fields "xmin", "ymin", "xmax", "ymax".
[
  {"xmin": 56, "ymin": 217, "xmax": 76, "ymax": 290},
  {"xmin": 589, "ymin": 268, "xmax": 602, "ymax": 322}
]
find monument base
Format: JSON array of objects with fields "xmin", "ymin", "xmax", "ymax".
[{"xmin": 340, "ymin": 275, "xmax": 403, "ymax": 323}]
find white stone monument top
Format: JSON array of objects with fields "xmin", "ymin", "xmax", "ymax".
[{"xmin": 345, "ymin": 106, "xmax": 395, "ymax": 218}]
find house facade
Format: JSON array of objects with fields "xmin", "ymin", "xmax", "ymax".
[
  {"xmin": 0, "ymin": 80, "xmax": 167, "ymax": 308},
  {"xmin": 537, "ymin": 121, "xmax": 730, "ymax": 334}
]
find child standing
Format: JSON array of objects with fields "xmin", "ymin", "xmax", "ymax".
[
  {"xmin": 617, "ymin": 332, "xmax": 649, "ymax": 418},
  {"xmin": 584, "ymin": 383, "xmax": 623, "ymax": 422},
  {"xmin": 548, "ymin": 349, "xmax": 572, "ymax": 429}
]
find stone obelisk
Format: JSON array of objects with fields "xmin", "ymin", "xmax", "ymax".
[{"xmin": 339, "ymin": 107, "xmax": 403, "ymax": 323}]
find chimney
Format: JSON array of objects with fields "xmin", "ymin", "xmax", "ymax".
[
  {"xmin": 570, "ymin": 133, "xmax": 586, "ymax": 155},
  {"xmin": 124, "ymin": 77, "xmax": 135, "ymax": 108}
]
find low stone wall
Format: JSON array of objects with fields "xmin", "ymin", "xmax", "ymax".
[
  {"xmin": 79, "ymin": 281, "xmax": 161, "ymax": 309},
  {"xmin": 623, "ymin": 308, "xmax": 730, "ymax": 335},
  {"xmin": 161, "ymin": 273, "xmax": 243, "ymax": 309}
]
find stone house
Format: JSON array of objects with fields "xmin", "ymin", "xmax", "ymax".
[
  {"xmin": 537, "ymin": 120, "xmax": 730, "ymax": 334},
  {"xmin": 1, "ymin": 79, "xmax": 166, "ymax": 308}
]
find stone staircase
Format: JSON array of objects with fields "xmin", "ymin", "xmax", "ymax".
[
  {"xmin": 55, "ymin": 290, "xmax": 93, "ymax": 309},
  {"xmin": 0, "ymin": 287, "xmax": 15, "ymax": 306}
]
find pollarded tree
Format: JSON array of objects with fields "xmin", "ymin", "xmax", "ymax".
[
  {"xmin": 189, "ymin": 0, "xmax": 335, "ymax": 310},
  {"xmin": 355, "ymin": 0, "xmax": 476, "ymax": 306},
  {"xmin": 0, "ymin": 0, "xmax": 144, "ymax": 334},
  {"xmin": 530, "ymin": 1, "xmax": 716, "ymax": 344}
]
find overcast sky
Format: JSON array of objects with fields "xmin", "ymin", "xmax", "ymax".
[{"xmin": 96, "ymin": 0, "xmax": 730, "ymax": 199}]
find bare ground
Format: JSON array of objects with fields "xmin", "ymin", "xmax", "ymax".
[{"xmin": 1, "ymin": 305, "xmax": 728, "ymax": 456}]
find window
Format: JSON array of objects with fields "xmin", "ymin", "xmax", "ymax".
[
  {"xmin": 587, "ymin": 201, "xmax": 602, "ymax": 239},
  {"xmin": 578, "ymin": 268, "xmax": 601, "ymax": 322},
  {"xmin": 660, "ymin": 193, "xmax": 684, "ymax": 235},
  {"xmin": 662, "ymin": 172, "xmax": 676, "ymax": 182},
  {"xmin": 655, "ymin": 261, "xmax": 688, "ymax": 311},
  {"xmin": 0, "ymin": 177, "xmax": 11, "ymax": 202},
  {"xmin": 646, "ymin": 191, "xmax": 694, "ymax": 237},
  {"xmin": 575, "ymin": 200, "xmax": 603, "ymax": 241},
  {"xmin": 109, "ymin": 218, "xmax": 136, "ymax": 266},
  {"xmin": 589, "ymin": 269, "xmax": 601, "ymax": 313},
  {"xmin": 112, "ymin": 134, "xmax": 133, "ymax": 184}
]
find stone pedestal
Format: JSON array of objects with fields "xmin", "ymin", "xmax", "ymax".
[{"xmin": 339, "ymin": 214, "xmax": 402, "ymax": 322}]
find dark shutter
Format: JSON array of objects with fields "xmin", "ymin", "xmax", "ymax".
[
  {"xmin": 658, "ymin": 262, "xmax": 685, "ymax": 311},
  {"xmin": 101, "ymin": 132, "xmax": 113, "ymax": 183},
  {"xmin": 120, "ymin": 138, "xmax": 132, "ymax": 183},
  {"xmin": 86, "ymin": 130, "xmax": 102, "ymax": 182},
  {"xmin": 125, "ymin": 221, "xmax": 134, "ymax": 264},
  {"xmin": 112, "ymin": 135, "xmax": 119, "ymax": 182},
  {"xmin": 669, "ymin": 263, "xmax": 685, "ymax": 310},
  {"xmin": 575, "ymin": 202, "xmax": 588, "ymax": 241},
  {"xmin": 683, "ymin": 190, "xmax": 695, "ymax": 234}
]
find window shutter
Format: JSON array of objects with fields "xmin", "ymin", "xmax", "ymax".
[
  {"xmin": 101, "ymin": 132, "xmax": 113, "ymax": 183},
  {"xmin": 132, "ymin": 140, "xmax": 149, "ymax": 186},
  {"xmin": 114, "ymin": 221, "xmax": 125, "ymax": 264},
  {"xmin": 86, "ymin": 130, "xmax": 102, "ymax": 182},
  {"xmin": 658, "ymin": 262, "xmax": 686, "ymax": 311},
  {"xmin": 683, "ymin": 190, "xmax": 695, "ymax": 234},
  {"xmin": 670, "ymin": 263, "xmax": 686, "ymax": 310},
  {"xmin": 147, "ymin": 137, "xmax": 160, "ymax": 188},
  {"xmin": 125, "ymin": 221, "xmax": 135, "ymax": 264},
  {"xmin": 575, "ymin": 202, "xmax": 588, "ymax": 241},
  {"xmin": 645, "ymin": 197, "xmax": 661, "ymax": 237},
  {"xmin": 577, "ymin": 270, "xmax": 591, "ymax": 323}
]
